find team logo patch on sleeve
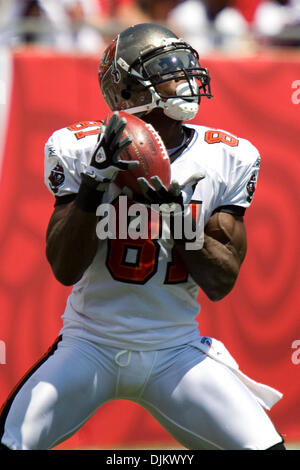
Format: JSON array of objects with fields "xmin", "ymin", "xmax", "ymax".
[
  {"xmin": 48, "ymin": 163, "xmax": 65, "ymax": 193},
  {"xmin": 246, "ymin": 171, "xmax": 257, "ymax": 202}
]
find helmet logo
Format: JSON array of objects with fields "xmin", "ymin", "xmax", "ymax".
[
  {"xmin": 99, "ymin": 36, "xmax": 121, "ymax": 85},
  {"xmin": 99, "ymin": 38, "xmax": 117, "ymax": 81}
]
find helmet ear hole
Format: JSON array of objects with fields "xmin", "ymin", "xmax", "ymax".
[{"xmin": 121, "ymin": 89, "xmax": 131, "ymax": 100}]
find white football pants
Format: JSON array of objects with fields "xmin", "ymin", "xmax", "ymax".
[{"xmin": 0, "ymin": 334, "xmax": 282, "ymax": 450}]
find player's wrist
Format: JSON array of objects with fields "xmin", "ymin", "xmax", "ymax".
[
  {"xmin": 74, "ymin": 173, "xmax": 106, "ymax": 213},
  {"xmin": 85, "ymin": 164, "xmax": 118, "ymax": 183}
]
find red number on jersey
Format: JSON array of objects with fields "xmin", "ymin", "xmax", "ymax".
[
  {"xmin": 105, "ymin": 199, "xmax": 189, "ymax": 284},
  {"xmin": 67, "ymin": 120, "xmax": 102, "ymax": 140},
  {"xmin": 107, "ymin": 238, "xmax": 188, "ymax": 284},
  {"xmin": 106, "ymin": 238, "xmax": 161, "ymax": 284},
  {"xmin": 164, "ymin": 248, "xmax": 188, "ymax": 284},
  {"xmin": 205, "ymin": 130, "xmax": 239, "ymax": 147}
]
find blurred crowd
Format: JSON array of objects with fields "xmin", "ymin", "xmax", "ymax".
[{"xmin": 0, "ymin": 0, "xmax": 299, "ymax": 54}]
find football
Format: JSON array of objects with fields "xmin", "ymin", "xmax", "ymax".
[{"xmin": 106, "ymin": 111, "xmax": 171, "ymax": 195}]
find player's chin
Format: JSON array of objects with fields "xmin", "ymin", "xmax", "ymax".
[{"xmin": 142, "ymin": 108, "xmax": 173, "ymax": 124}]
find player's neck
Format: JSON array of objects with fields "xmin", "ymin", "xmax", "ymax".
[{"xmin": 142, "ymin": 110, "xmax": 185, "ymax": 150}]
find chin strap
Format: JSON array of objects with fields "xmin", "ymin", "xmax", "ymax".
[
  {"xmin": 161, "ymin": 80, "xmax": 199, "ymax": 121},
  {"xmin": 126, "ymin": 81, "xmax": 199, "ymax": 121}
]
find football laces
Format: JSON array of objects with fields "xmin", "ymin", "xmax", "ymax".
[{"xmin": 144, "ymin": 123, "xmax": 169, "ymax": 161}]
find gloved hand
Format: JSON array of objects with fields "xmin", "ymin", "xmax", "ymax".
[
  {"xmin": 76, "ymin": 112, "xmax": 139, "ymax": 213},
  {"xmin": 136, "ymin": 172, "xmax": 205, "ymax": 247},
  {"xmin": 136, "ymin": 172, "xmax": 205, "ymax": 212},
  {"xmin": 85, "ymin": 112, "xmax": 139, "ymax": 184}
]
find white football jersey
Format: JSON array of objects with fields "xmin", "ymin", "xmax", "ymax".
[{"xmin": 44, "ymin": 120, "xmax": 260, "ymax": 350}]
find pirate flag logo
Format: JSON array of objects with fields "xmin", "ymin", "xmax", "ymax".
[
  {"xmin": 49, "ymin": 163, "xmax": 65, "ymax": 194},
  {"xmin": 246, "ymin": 171, "xmax": 257, "ymax": 203}
]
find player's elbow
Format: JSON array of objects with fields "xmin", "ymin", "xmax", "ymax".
[
  {"xmin": 52, "ymin": 267, "xmax": 82, "ymax": 286},
  {"xmin": 204, "ymin": 285, "xmax": 233, "ymax": 302},
  {"xmin": 46, "ymin": 248, "xmax": 82, "ymax": 286},
  {"xmin": 200, "ymin": 271, "xmax": 238, "ymax": 302},
  {"xmin": 54, "ymin": 271, "xmax": 79, "ymax": 287}
]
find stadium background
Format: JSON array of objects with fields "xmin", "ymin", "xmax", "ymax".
[{"xmin": 0, "ymin": 2, "xmax": 300, "ymax": 451}]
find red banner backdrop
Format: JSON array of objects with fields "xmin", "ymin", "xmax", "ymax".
[{"xmin": 0, "ymin": 49, "xmax": 299, "ymax": 449}]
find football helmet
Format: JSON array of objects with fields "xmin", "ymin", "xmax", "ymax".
[{"xmin": 98, "ymin": 23, "xmax": 212, "ymax": 121}]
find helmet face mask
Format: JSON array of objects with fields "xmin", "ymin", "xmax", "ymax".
[
  {"xmin": 131, "ymin": 44, "xmax": 211, "ymax": 102},
  {"xmin": 98, "ymin": 24, "xmax": 212, "ymax": 121}
]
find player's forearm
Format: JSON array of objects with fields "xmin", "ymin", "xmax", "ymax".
[
  {"xmin": 46, "ymin": 202, "xmax": 99, "ymax": 286},
  {"xmin": 175, "ymin": 234, "xmax": 242, "ymax": 301}
]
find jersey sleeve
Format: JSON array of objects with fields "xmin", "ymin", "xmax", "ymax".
[
  {"xmin": 44, "ymin": 130, "xmax": 82, "ymax": 198},
  {"xmin": 220, "ymin": 141, "xmax": 261, "ymax": 210},
  {"xmin": 189, "ymin": 136, "xmax": 261, "ymax": 223}
]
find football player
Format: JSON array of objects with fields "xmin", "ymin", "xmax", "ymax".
[{"xmin": 0, "ymin": 23, "xmax": 285, "ymax": 450}]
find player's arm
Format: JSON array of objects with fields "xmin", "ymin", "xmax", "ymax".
[
  {"xmin": 136, "ymin": 174, "xmax": 249, "ymax": 301},
  {"xmin": 174, "ymin": 210, "xmax": 247, "ymax": 301},
  {"xmin": 179, "ymin": 142, "xmax": 260, "ymax": 301},
  {"xmin": 45, "ymin": 113, "xmax": 138, "ymax": 286},
  {"xmin": 46, "ymin": 199, "xmax": 100, "ymax": 286}
]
